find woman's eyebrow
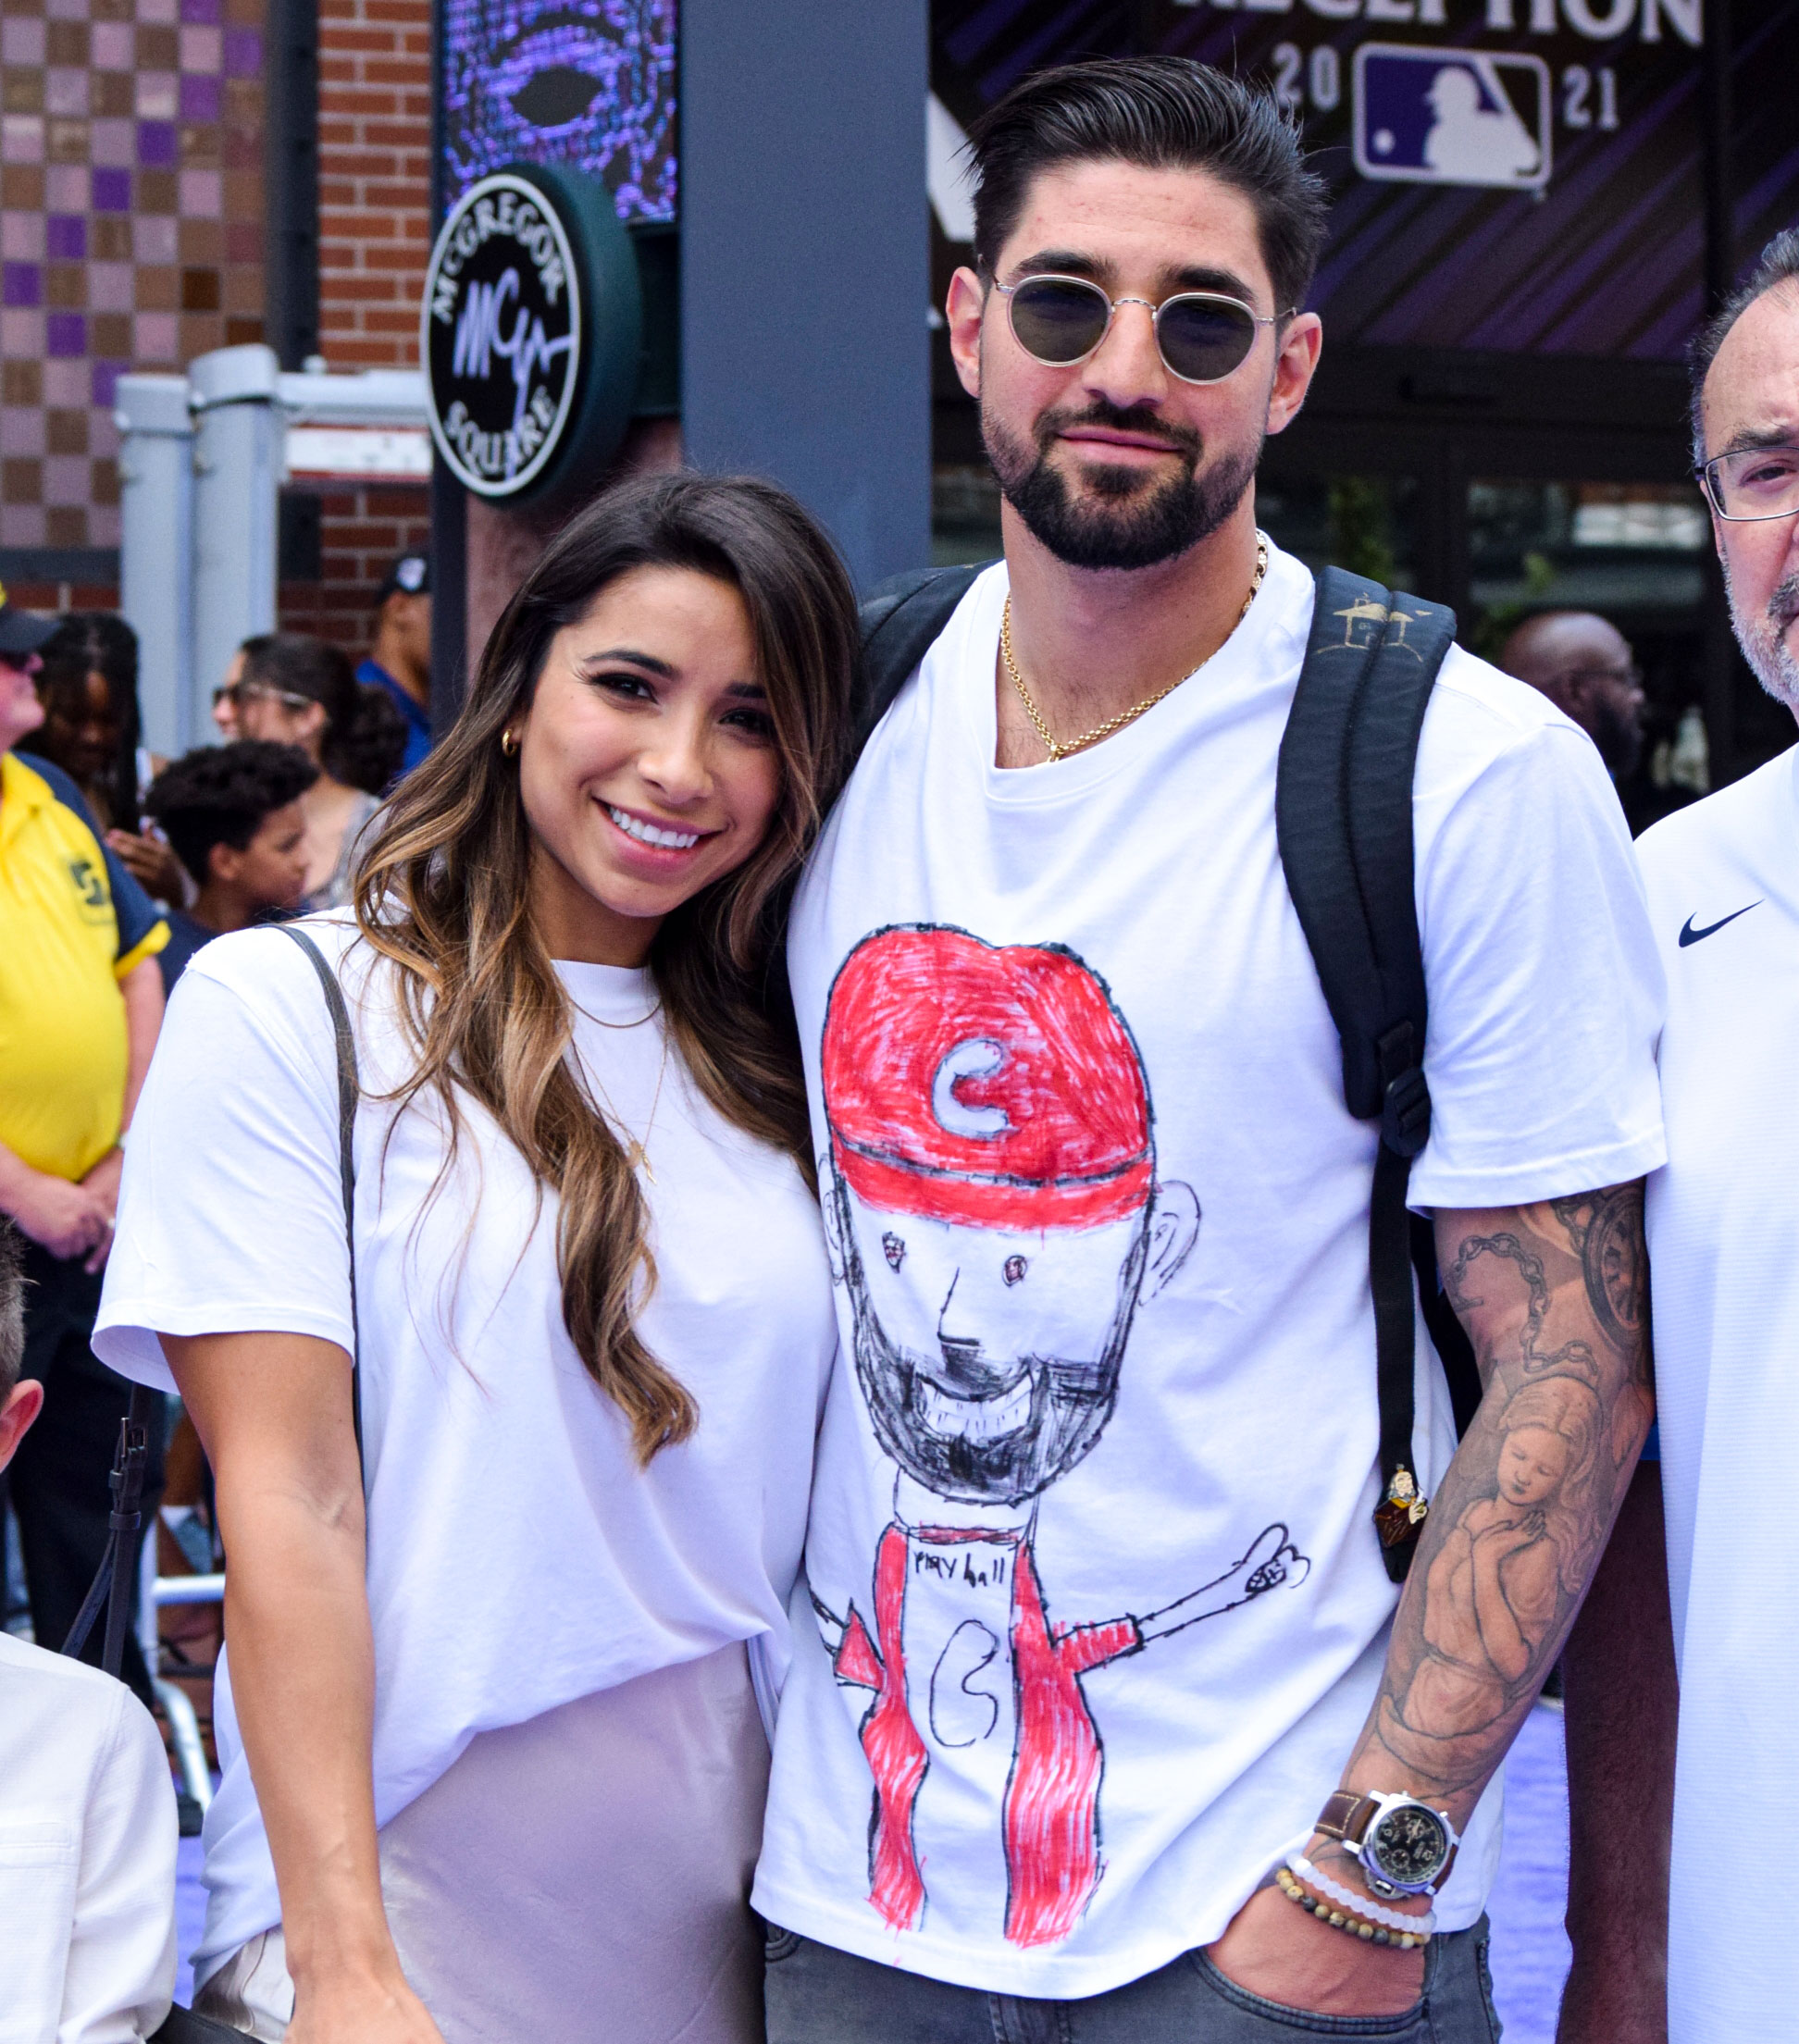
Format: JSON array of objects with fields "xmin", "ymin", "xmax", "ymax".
[
  {"xmin": 581, "ymin": 646, "xmax": 676, "ymax": 676},
  {"xmin": 725, "ymin": 680, "xmax": 766, "ymax": 700}
]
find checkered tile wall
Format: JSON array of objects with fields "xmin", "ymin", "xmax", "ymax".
[{"xmin": 0, "ymin": 0, "xmax": 267, "ymax": 552}]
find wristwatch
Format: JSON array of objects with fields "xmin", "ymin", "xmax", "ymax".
[{"xmin": 1314, "ymin": 1790, "xmax": 1460, "ymax": 1900}]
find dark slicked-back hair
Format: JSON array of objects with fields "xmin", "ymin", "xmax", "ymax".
[
  {"xmin": 145, "ymin": 738, "xmax": 320, "ymax": 886},
  {"xmin": 1688, "ymin": 226, "xmax": 1799, "ymax": 459},
  {"xmin": 967, "ymin": 56, "xmax": 1330, "ymax": 319}
]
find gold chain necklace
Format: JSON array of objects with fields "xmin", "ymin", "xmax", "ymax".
[{"xmin": 1000, "ymin": 531, "xmax": 1270, "ymax": 764}]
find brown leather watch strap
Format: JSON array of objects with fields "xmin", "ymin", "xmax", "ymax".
[{"xmin": 1314, "ymin": 1790, "xmax": 1374, "ymax": 1844}]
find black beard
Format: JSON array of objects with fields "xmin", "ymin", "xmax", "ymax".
[{"xmin": 985, "ymin": 399, "xmax": 1260, "ymax": 572}]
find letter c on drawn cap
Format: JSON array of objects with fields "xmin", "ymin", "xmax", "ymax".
[{"xmin": 933, "ymin": 1038, "xmax": 1011, "ymax": 1140}]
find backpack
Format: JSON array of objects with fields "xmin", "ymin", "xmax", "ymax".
[{"xmin": 852, "ymin": 561, "xmax": 1482, "ymax": 1583}]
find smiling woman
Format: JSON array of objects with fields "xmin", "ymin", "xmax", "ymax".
[{"xmin": 92, "ymin": 472, "xmax": 861, "ymax": 2044}]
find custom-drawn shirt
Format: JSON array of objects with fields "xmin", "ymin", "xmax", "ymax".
[{"xmin": 753, "ymin": 543, "xmax": 1668, "ymax": 2001}]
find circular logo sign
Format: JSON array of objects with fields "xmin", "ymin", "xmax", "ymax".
[{"xmin": 423, "ymin": 171, "xmax": 582, "ymax": 499}]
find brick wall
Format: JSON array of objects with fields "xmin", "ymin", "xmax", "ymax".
[
  {"xmin": 279, "ymin": 477, "xmax": 428, "ymax": 650},
  {"xmin": 316, "ymin": 0, "xmax": 428, "ymax": 370}
]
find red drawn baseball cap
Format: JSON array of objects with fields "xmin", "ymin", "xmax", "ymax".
[{"xmin": 822, "ymin": 926, "xmax": 1152, "ymax": 1231}]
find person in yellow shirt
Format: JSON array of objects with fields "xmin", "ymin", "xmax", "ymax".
[{"xmin": 0, "ymin": 586, "xmax": 168, "ymax": 1703}]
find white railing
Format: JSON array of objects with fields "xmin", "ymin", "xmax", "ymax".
[{"xmin": 117, "ymin": 346, "xmax": 430, "ymax": 758}]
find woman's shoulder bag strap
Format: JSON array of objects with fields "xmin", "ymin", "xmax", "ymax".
[{"xmin": 276, "ymin": 923, "xmax": 364, "ymax": 1466}]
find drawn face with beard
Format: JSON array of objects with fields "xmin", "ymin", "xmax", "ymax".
[
  {"xmin": 944, "ymin": 158, "xmax": 1321, "ymax": 575},
  {"xmin": 818, "ymin": 926, "xmax": 1201, "ymax": 1510},
  {"xmin": 825, "ymin": 1171, "xmax": 1199, "ymax": 1507}
]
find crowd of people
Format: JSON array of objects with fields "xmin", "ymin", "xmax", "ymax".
[{"xmin": 1, "ymin": 51, "xmax": 1794, "ymax": 2044}]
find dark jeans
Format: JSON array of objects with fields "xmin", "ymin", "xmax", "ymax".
[
  {"xmin": 764, "ymin": 1918, "xmax": 1502, "ymax": 2044},
  {"xmin": 6, "ymin": 1238, "xmax": 164, "ymax": 1706}
]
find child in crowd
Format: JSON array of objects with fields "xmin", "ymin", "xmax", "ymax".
[
  {"xmin": 0, "ymin": 1220, "xmax": 179, "ymax": 2040},
  {"xmin": 143, "ymin": 743, "xmax": 319, "ymax": 989}
]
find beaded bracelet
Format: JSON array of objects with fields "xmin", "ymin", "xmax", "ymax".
[
  {"xmin": 1274, "ymin": 1864, "xmax": 1433, "ymax": 1950},
  {"xmin": 1286, "ymin": 1853, "xmax": 1437, "ymax": 1936}
]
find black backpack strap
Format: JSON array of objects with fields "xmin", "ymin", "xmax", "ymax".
[
  {"xmin": 852, "ymin": 563, "xmax": 989, "ymax": 756},
  {"xmin": 278, "ymin": 923, "xmax": 364, "ymax": 1467},
  {"xmin": 1276, "ymin": 567, "xmax": 1470, "ymax": 1581}
]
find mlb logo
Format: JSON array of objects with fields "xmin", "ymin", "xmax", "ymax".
[{"xmin": 1353, "ymin": 43, "xmax": 1552, "ymax": 193}]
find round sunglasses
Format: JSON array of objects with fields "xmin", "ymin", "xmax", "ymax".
[{"xmin": 993, "ymin": 274, "xmax": 1288, "ymax": 385}]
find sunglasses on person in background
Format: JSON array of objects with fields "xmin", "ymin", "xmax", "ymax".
[
  {"xmin": 992, "ymin": 274, "xmax": 1290, "ymax": 385},
  {"xmin": 213, "ymin": 679, "xmax": 314, "ymax": 714},
  {"xmin": 1696, "ymin": 444, "xmax": 1799, "ymax": 521}
]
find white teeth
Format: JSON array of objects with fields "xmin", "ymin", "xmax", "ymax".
[
  {"xmin": 607, "ymin": 805, "xmax": 700, "ymax": 850},
  {"xmin": 916, "ymin": 1375, "xmax": 1034, "ymax": 1442}
]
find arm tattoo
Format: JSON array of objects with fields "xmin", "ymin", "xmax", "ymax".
[
  {"xmin": 1550, "ymin": 1187, "xmax": 1648, "ymax": 1352},
  {"xmin": 1444, "ymin": 1230, "xmax": 1600, "ymax": 1385},
  {"xmin": 1335, "ymin": 1184, "xmax": 1653, "ymax": 1819}
]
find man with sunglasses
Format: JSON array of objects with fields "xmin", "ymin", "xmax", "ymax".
[
  {"xmin": 1560, "ymin": 226, "xmax": 1799, "ymax": 2044},
  {"xmin": 757, "ymin": 57, "xmax": 1664, "ymax": 2042}
]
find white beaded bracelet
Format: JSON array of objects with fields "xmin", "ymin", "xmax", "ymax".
[{"xmin": 1286, "ymin": 1853, "xmax": 1437, "ymax": 1937}]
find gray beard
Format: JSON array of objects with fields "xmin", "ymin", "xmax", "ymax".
[
  {"xmin": 1724, "ymin": 558, "xmax": 1799, "ymax": 712},
  {"xmin": 984, "ymin": 403, "xmax": 1260, "ymax": 573}
]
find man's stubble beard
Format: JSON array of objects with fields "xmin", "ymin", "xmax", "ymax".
[
  {"xmin": 1723, "ymin": 555, "xmax": 1799, "ymax": 712},
  {"xmin": 984, "ymin": 395, "xmax": 1261, "ymax": 573}
]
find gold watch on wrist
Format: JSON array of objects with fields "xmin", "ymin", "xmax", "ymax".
[{"xmin": 1315, "ymin": 1789, "xmax": 1460, "ymax": 1900}]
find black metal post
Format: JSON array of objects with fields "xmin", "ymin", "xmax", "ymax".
[
  {"xmin": 264, "ymin": 0, "xmax": 320, "ymax": 370},
  {"xmin": 427, "ymin": 0, "xmax": 468, "ymax": 724}
]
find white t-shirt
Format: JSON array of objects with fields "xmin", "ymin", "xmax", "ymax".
[
  {"xmin": 0, "ymin": 1630, "xmax": 177, "ymax": 2044},
  {"xmin": 94, "ymin": 915, "xmax": 837, "ymax": 1985},
  {"xmin": 1635, "ymin": 745, "xmax": 1799, "ymax": 2043},
  {"xmin": 752, "ymin": 547, "xmax": 1666, "ymax": 1998}
]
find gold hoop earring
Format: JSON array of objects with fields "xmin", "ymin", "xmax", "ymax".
[{"xmin": 500, "ymin": 728, "xmax": 519, "ymax": 757}]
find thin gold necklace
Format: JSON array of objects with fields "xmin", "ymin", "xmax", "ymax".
[
  {"xmin": 574, "ymin": 1018, "xmax": 670, "ymax": 1183},
  {"xmin": 1000, "ymin": 531, "xmax": 1270, "ymax": 764}
]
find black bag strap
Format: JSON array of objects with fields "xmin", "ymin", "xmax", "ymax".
[
  {"xmin": 1276, "ymin": 566, "xmax": 1471, "ymax": 1581},
  {"xmin": 61, "ymin": 1382, "xmax": 156, "ymax": 1672},
  {"xmin": 852, "ymin": 563, "xmax": 987, "ymax": 754},
  {"xmin": 277, "ymin": 923, "xmax": 364, "ymax": 1463}
]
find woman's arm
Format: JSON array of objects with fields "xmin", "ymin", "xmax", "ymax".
[{"xmin": 166, "ymin": 1331, "xmax": 444, "ymax": 2044}]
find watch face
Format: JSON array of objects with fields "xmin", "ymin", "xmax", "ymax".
[{"xmin": 1367, "ymin": 1802, "xmax": 1450, "ymax": 1888}]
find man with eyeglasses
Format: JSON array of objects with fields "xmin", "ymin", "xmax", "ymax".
[
  {"xmin": 1560, "ymin": 225, "xmax": 1799, "ymax": 2044},
  {"xmin": 756, "ymin": 57, "xmax": 1665, "ymax": 2043}
]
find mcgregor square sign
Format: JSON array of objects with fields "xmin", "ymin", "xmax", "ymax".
[{"xmin": 422, "ymin": 164, "xmax": 642, "ymax": 502}]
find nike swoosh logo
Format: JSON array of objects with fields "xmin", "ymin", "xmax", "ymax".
[{"xmin": 1678, "ymin": 902, "xmax": 1761, "ymax": 947}]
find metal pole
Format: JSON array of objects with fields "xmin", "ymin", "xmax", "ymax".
[
  {"xmin": 189, "ymin": 345, "xmax": 282, "ymax": 743},
  {"xmin": 113, "ymin": 374, "xmax": 194, "ymax": 756}
]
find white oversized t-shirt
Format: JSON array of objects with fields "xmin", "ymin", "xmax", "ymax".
[
  {"xmin": 1635, "ymin": 745, "xmax": 1799, "ymax": 2044},
  {"xmin": 752, "ymin": 546, "xmax": 1666, "ymax": 1998},
  {"xmin": 94, "ymin": 916, "xmax": 837, "ymax": 1986}
]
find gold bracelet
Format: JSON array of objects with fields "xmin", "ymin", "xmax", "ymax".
[{"xmin": 1274, "ymin": 1864, "xmax": 1432, "ymax": 1950}]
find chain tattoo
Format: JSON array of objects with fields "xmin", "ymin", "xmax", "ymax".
[
  {"xmin": 1334, "ymin": 1186, "xmax": 1653, "ymax": 1817},
  {"xmin": 1444, "ymin": 1231, "xmax": 1601, "ymax": 1385}
]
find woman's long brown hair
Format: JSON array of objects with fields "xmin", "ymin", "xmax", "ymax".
[{"xmin": 353, "ymin": 472, "xmax": 858, "ymax": 1461}]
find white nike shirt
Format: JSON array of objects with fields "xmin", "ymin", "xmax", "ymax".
[{"xmin": 1636, "ymin": 743, "xmax": 1799, "ymax": 2044}]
